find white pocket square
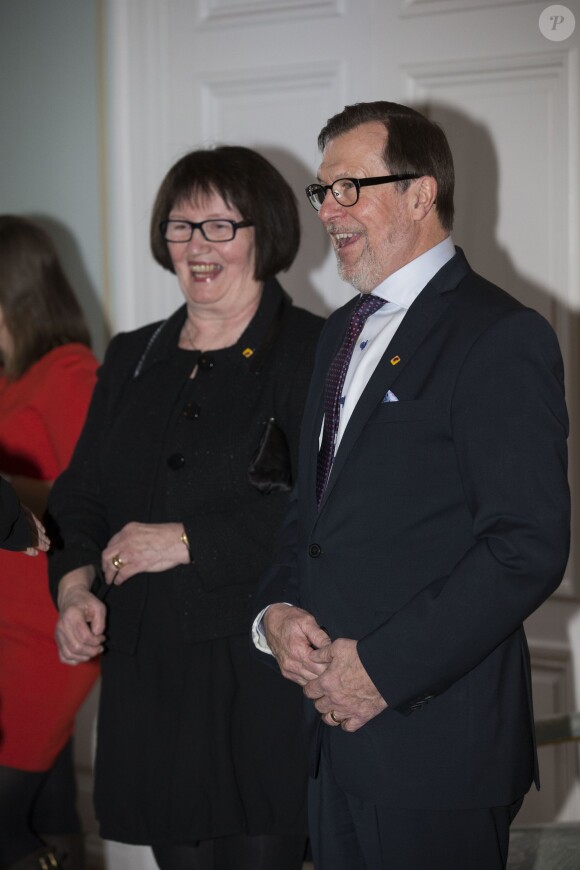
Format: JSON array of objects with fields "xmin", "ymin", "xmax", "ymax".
[{"xmin": 382, "ymin": 390, "xmax": 399, "ymax": 403}]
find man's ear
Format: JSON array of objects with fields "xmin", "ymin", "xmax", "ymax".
[{"xmin": 411, "ymin": 176, "xmax": 438, "ymax": 221}]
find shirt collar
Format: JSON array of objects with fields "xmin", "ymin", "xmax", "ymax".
[
  {"xmin": 372, "ymin": 236, "xmax": 456, "ymax": 310},
  {"xmin": 134, "ymin": 277, "xmax": 287, "ymax": 376}
]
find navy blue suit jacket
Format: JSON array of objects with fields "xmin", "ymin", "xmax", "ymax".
[{"xmin": 256, "ymin": 249, "xmax": 570, "ymax": 809}]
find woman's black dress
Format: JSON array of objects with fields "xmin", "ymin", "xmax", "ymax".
[{"xmin": 48, "ymin": 280, "xmax": 324, "ymax": 845}]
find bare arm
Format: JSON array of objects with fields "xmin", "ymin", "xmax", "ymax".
[{"xmin": 0, "ymin": 476, "xmax": 49, "ymax": 554}]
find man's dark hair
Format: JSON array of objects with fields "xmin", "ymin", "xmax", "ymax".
[
  {"xmin": 150, "ymin": 145, "xmax": 300, "ymax": 281},
  {"xmin": 318, "ymin": 101, "xmax": 454, "ymax": 231}
]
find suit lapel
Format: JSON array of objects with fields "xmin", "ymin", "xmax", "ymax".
[{"xmin": 316, "ymin": 250, "xmax": 471, "ymax": 513}]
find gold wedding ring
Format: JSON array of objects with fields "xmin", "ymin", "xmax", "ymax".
[
  {"xmin": 112, "ymin": 554, "xmax": 124, "ymax": 570},
  {"xmin": 329, "ymin": 710, "xmax": 343, "ymax": 725}
]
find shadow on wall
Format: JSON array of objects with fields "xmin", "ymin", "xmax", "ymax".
[
  {"xmin": 256, "ymin": 145, "xmax": 332, "ymax": 318},
  {"xmin": 28, "ymin": 214, "xmax": 110, "ymax": 360},
  {"xmin": 417, "ymin": 101, "xmax": 551, "ymax": 314}
]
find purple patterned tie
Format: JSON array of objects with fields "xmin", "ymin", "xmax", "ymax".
[{"xmin": 316, "ymin": 293, "xmax": 387, "ymax": 506}]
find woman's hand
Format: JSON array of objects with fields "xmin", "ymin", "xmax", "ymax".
[
  {"xmin": 0, "ymin": 475, "xmax": 51, "ymax": 553},
  {"xmin": 55, "ymin": 566, "xmax": 105, "ymax": 664},
  {"xmin": 22, "ymin": 506, "xmax": 50, "ymax": 555},
  {"xmin": 101, "ymin": 522, "xmax": 191, "ymax": 585}
]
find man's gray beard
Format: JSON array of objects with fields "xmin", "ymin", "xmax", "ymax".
[{"xmin": 335, "ymin": 248, "xmax": 378, "ymax": 295}]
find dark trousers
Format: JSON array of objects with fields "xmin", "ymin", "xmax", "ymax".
[{"xmin": 308, "ymin": 743, "xmax": 523, "ymax": 870}]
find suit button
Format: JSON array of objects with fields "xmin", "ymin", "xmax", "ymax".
[
  {"xmin": 309, "ymin": 543, "xmax": 322, "ymax": 558},
  {"xmin": 167, "ymin": 452, "xmax": 186, "ymax": 470}
]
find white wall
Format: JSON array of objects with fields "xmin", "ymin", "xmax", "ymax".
[{"xmin": 0, "ymin": 0, "xmax": 108, "ymax": 356}]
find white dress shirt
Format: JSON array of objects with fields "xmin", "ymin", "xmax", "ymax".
[
  {"xmin": 252, "ymin": 237, "xmax": 456, "ymax": 653},
  {"xmin": 333, "ymin": 236, "xmax": 455, "ymax": 451}
]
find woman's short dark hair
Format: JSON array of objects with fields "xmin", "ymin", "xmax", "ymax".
[
  {"xmin": 317, "ymin": 101, "xmax": 455, "ymax": 232},
  {"xmin": 150, "ymin": 146, "xmax": 300, "ymax": 281},
  {"xmin": 0, "ymin": 215, "xmax": 91, "ymax": 379}
]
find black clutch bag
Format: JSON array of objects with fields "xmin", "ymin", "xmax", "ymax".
[{"xmin": 248, "ymin": 417, "xmax": 292, "ymax": 494}]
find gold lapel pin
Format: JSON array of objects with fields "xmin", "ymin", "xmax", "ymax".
[
  {"xmin": 390, "ymin": 355, "xmax": 401, "ymax": 366},
  {"xmin": 242, "ymin": 347, "xmax": 255, "ymax": 358}
]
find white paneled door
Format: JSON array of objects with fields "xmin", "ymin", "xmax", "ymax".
[{"xmin": 91, "ymin": 0, "xmax": 579, "ymax": 866}]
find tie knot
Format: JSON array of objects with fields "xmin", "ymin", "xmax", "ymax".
[{"xmin": 353, "ymin": 293, "xmax": 386, "ymax": 323}]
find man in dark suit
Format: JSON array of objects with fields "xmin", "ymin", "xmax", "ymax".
[{"xmin": 252, "ymin": 101, "xmax": 570, "ymax": 869}]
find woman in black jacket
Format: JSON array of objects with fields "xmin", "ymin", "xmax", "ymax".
[{"xmin": 48, "ymin": 146, "xmax": 324, "ymax": 870}]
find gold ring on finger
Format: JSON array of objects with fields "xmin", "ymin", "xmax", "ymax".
[
  {"xmin": 112, "ymin": 554, "xmax": 124, "ymax": 570},
  {"xmin": 329, "ymin": 710, "xmax": 343, "ymax": 725}
]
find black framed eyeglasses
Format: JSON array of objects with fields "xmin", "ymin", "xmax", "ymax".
[
  {"xmin": 160, "ymin": 218, "xmax": 254, "ymax": 243},
  {"xmin": 305, "ymin": 174, "xmax": 421, "ymax": 211}
]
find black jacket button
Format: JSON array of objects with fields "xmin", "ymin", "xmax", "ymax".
[
  {"xmin": 198, "ymin": 354, "xmax": 215, "ymax": 372},
  {"xmin": 167, "ymin": 452, "xmax": 186, "ymax": 469},
  {"xmin": 309, "ymin": 543, "xmax": 322, "ymax": 558},
  {"xmin": 182, "ymin": 402, "xmax": 201, "ymax": 419}
]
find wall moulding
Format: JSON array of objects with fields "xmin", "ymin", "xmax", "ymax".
[
  {"xmin": 524, "ymin": 642, "xmax": 579, "ymax": 822},
  {"xmin": 402, "ymin": 50, "xmax": 570, "ymax": 91},
  {"xmin": 402, "ymin": 50, "xmax": 573, "ymax": 311},
  {"xmin": 199, "ymin": 62, "xmax": 342, "ymax": 99},
  {"xmin": 400, "ymin": 0, "xmax": 533, "ymax": 17},
  {"xmin": 530, "ymin": 639, "xmax": 572, "ymax": 673},
  {"xmin": 198, "ymin": 61, "xmax": 343, "ymax": 138},
  {"xmin": 198, "ymin": 0, "xmax": 345, "ymax": 26}
]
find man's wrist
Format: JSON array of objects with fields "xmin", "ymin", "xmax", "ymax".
[{"xmin": 251, "ymin": 602, "xmax": 293, "ymax": 654}]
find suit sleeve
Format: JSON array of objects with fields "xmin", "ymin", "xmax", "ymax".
[{"xmin": 357, "ymin": 309, "xmax": 570, "ymax": 712}]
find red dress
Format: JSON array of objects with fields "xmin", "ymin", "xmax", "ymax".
[{"xmin": 0, "ymin": 344, "xmax": 100, "ymax": 771}]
